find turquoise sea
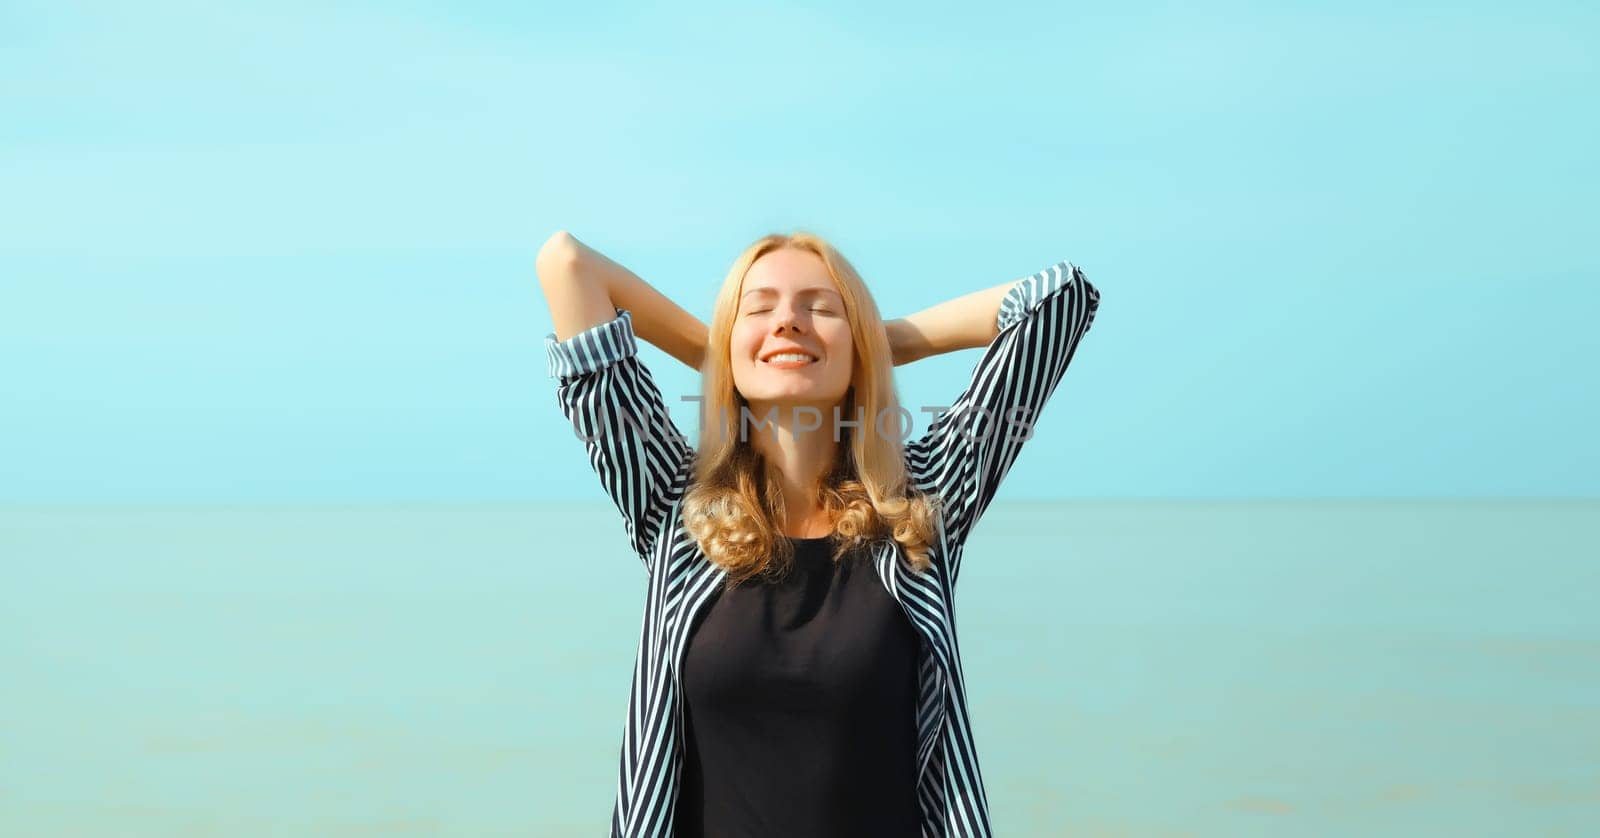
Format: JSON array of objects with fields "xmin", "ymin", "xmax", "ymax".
[{"xmin": 3, "ymin": 501, "xmax": 1596, "ymax": 837}]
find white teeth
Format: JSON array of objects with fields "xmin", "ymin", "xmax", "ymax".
[{"xmin": 764, "ymin": 353, "xmax": 815, "ymax": 364}]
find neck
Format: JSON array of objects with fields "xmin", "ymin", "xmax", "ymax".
[{"xmin": 742, "ymin": 398, "xmax": 841, "ymax": 536}]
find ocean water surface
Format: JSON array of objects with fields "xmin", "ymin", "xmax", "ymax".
[{"xmin": 2, "ymin": 500, "xmax": 1596, "ymax": 836}]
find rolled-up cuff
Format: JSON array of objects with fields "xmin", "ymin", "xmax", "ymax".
[
  {"xmin": 544, "ymin": 307, "xmax": 639, "ymax": 379},
  {"xmin": 996, "ymin": 260, "xmax": 1090, "ymax": 332}
]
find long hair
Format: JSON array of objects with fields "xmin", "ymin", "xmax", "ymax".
[{"xmin": 682, "ymin": 232, "xmax": 941, "ymax": 586}]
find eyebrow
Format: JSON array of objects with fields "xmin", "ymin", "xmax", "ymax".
[{"xmin": 740, "ymin": 287, "xmax": 842, "ymax": 300}]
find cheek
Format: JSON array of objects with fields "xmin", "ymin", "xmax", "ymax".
[
  {"xmin": 827, "ymin": 333, "xmax": 856, "ymax": 374},
  {"xmin": 729, "ymin": 325, "xmax": 759, "ymax": 361}
]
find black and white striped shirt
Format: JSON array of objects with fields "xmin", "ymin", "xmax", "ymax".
[{"xmin": 544, "ymin": 260, "xmax": 1101, "ymax": 837}]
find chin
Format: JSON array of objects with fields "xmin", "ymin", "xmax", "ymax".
[{"xmin": 746, "ymin": 390, "xmax": 836, "ymax": 407}]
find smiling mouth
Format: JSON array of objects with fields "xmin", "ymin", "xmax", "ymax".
[{"xmin": 760, "ymin": 352, "xmax": 818, "ymax": 366}]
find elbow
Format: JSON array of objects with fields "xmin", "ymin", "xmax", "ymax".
[{"xmin": 536, "ymin": 230, "xmax": 584, "ymax": 288}]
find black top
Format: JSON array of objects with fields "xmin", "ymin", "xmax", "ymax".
[{"xmin": 674, "ymin": 536, "xmax": 923, "ymax": 837}]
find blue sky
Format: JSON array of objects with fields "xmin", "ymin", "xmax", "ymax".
[{"xmin": 3, "ymin": 1, "xmax": 1595, "ymax": 502}]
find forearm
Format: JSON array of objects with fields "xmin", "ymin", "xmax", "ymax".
[
  {"xmin": 886, "ymin": 280, "xmax": 1011, "ymax": 366},
  {"xmin": 538, "ymin": 231, "xmax": 708, "ymax": 371}
]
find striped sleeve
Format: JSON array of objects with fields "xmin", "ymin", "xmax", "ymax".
[
  {"xmin": 545, "ymin": 307, "xmax": 693, "ymax": 566},
  {"xmin": 907, "ymin": 260, "xmax": 1101, "ymax": 556}
]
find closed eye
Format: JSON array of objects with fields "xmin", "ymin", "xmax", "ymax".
[{"xmin": 743, "ymin": 305, "xmax": 834, "ymax": 315}]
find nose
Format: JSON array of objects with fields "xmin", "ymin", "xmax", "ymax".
[{"xmin": 773, "ymin": 307, "xmax": 806, "ymax": 334}]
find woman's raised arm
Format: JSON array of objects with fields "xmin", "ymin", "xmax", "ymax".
[
  {"xmin": 537, "ymin": 230, "xmax": 708, "ymax": 371},
  {"xmin": 535, "ymin": 230, "xmax": 706, "ymax": 567},
  {"xmin": 883, "ymin": 280, "xmax": 1014, "ymax": 367},
  {"xmin": 901, "ymin": 261, "xmax": 1101, "ymax": 580}
]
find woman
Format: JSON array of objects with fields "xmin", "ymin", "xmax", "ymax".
[{"xmin": 539, "ymin": 230, "xmax": 1101, "ymax": 838}]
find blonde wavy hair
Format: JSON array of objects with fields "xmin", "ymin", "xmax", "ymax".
[{"xmin": 682, "ymin": 232, "xmax": 942, "ymax": 586}]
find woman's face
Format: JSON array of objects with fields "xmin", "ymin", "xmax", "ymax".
[{"xmin": 730, "ymin": 247, "xmax": 855, "ymax": 412}]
